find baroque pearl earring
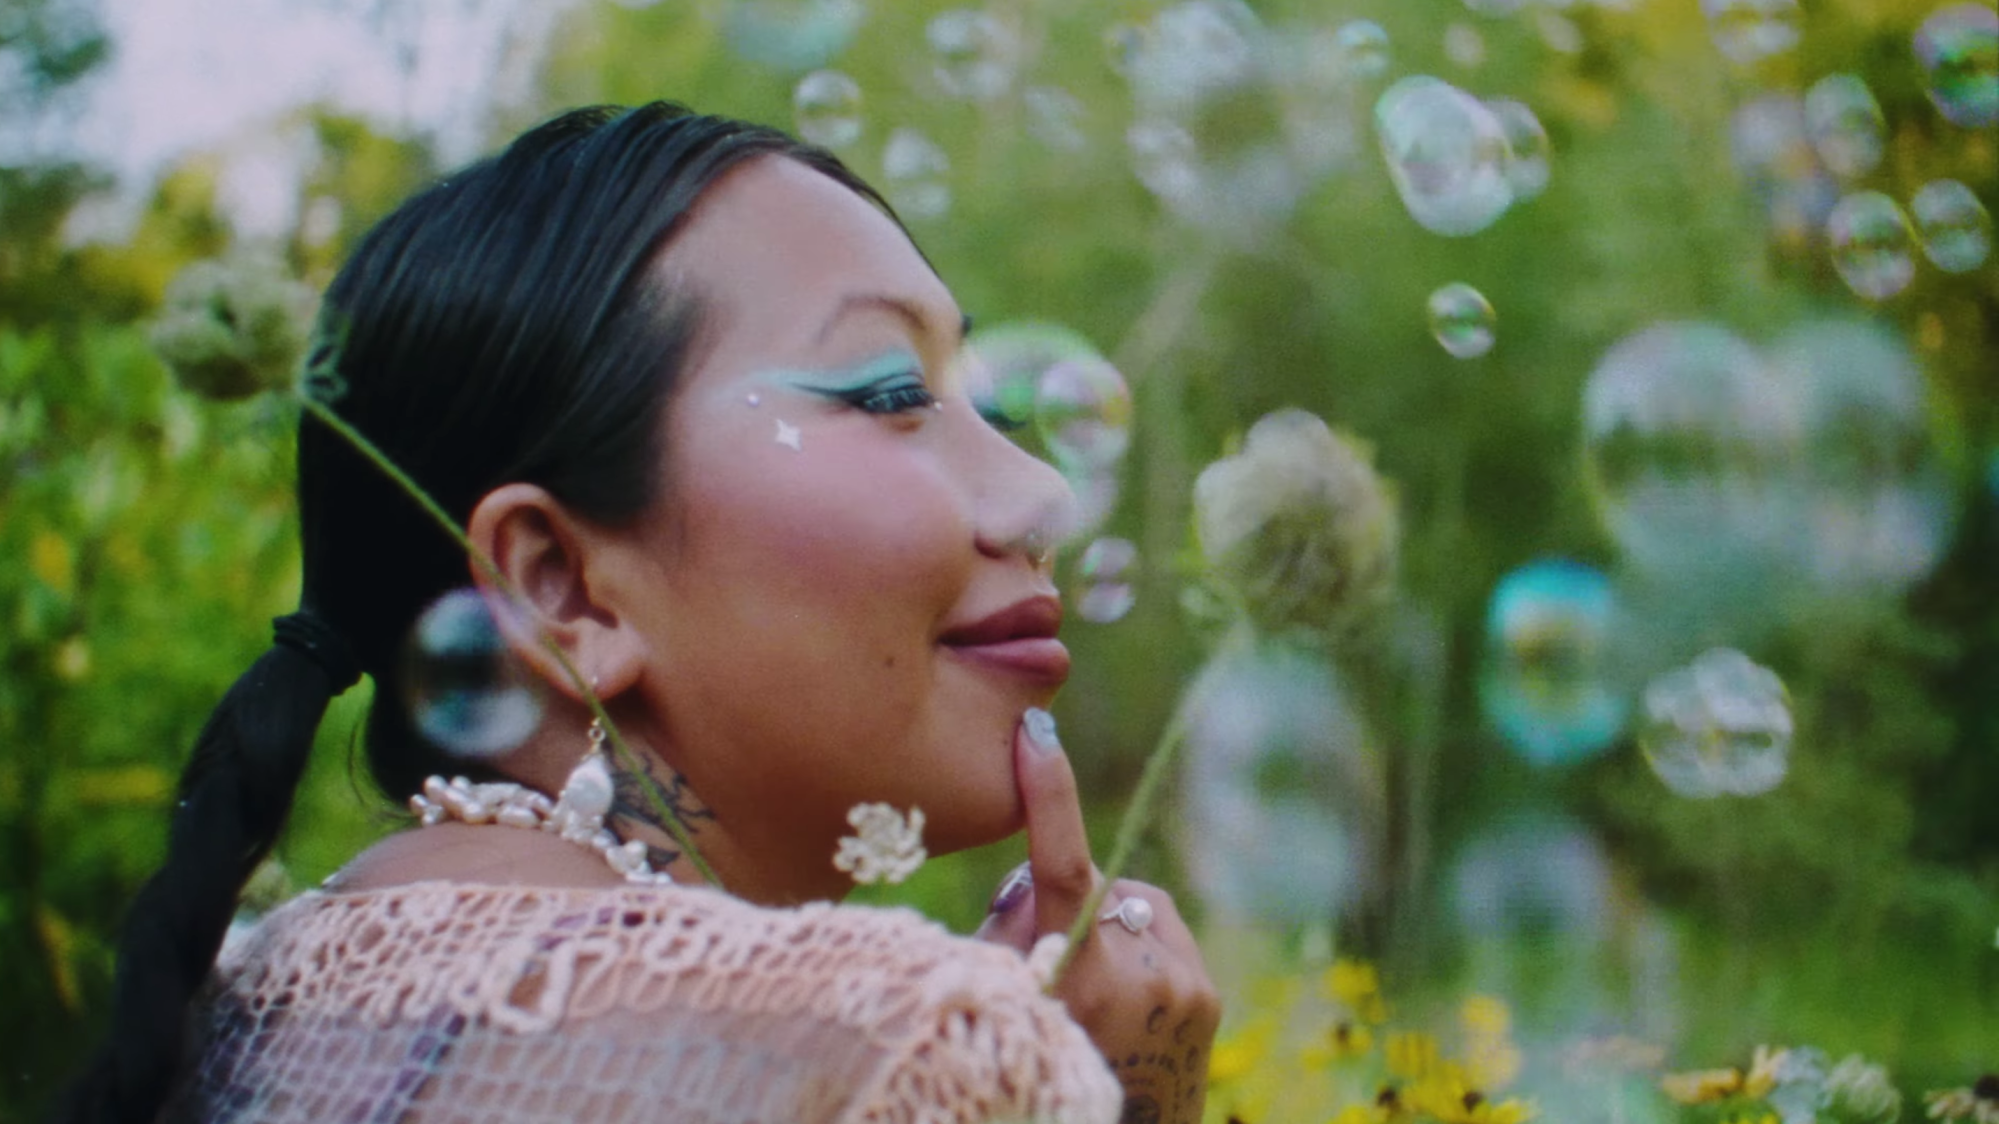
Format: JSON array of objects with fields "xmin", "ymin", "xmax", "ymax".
[{"xmin": 408, "ymin": 716, "xmax": 672, "ymax": 884}]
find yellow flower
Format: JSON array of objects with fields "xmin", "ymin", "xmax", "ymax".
[
  {"xmin": 1466, "ymin": 1039, "xmax": 1524, "ymax": 1092},
  {"xmin": 1470, "ymin": 1096, "xmax": 1539, "ymax": 1124},
  {"xmin": 1662, "ymin": 1068, "xmax": 1746, "ymax": 1105},
  {"xmin": 1332, "ymin": 1104, "xmax": 1388, "ymax": 1124},
  {"xmin": 1386, "ymin": 1031, "xmax": 1442, "ymax": 1081},
  {"xmin": 1325, "ymin": 959, "xmax": 1390, "ymax": 1024},
  {"xmin": 1302, "ymin": 1020, "xmax": 1376, "ymax": 1068},
  {"xmin": 1460, "ymin": 995, "xmax": 1512, "ymax": 1041},
  {"xmin": 1209, "ymin": 1020, "xmax": 1275, "ymax": 1085}
]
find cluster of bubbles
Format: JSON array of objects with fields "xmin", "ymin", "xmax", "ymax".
[
  {"xmin": 1639, "ymin": 647, "xmax": 1793, "ymax": 798},
  {"xmin": 1427, "ymin": 282, "xmax": 1497, "ymax": 359},
  {"xmin": 926, "ymin": 8, "xmax": 1022, "ymax": 102},
  {"xmin": 1826, "ymin": 179, "xmax": 1991, "ymax": 299},
  {"xmin": 792, "ymin": 69, "xmax": 863, "ymax": 148},
  {"xmin": 1581, "ymin": 318, "xmax": 1952, "ymax": 597},
  {"xmin": 402, "ymin": 588, "xmax": 543, "ymax": 759},
  {"xmin": 953, "ymin": 322, "xmax": 1138, "ymax": 619},
  {"xmin": 881, "ymin": 127, "xmax": 951, "ymax": 221},
  {"xmin": 1179, "ymin": 637, "xmax": 1381, "ymax": 927},
  {"xmin": 1478, "ymin": 560, "xmax": 1627, "ymax": 767}
]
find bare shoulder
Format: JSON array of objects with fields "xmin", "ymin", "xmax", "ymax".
[{"xmin": 327, "ymin": 823, "xmax": 624, "ymax": 892}]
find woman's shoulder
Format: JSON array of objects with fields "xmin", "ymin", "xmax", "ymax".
[{"xmin": 219, "ymin": 879, "xmax": 1119, "ymax": 1121}]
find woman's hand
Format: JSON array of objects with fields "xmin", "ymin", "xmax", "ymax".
[{"xmin": 974, "ymin": 709, "xmax": 1221, "ymax": 1124}]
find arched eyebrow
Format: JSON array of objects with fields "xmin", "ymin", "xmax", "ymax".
[{"xmin": 815, "ymin": 293, "xmax": 972, "ymax": 347}]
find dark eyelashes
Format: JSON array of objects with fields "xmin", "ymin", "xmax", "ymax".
[{"xmin": 814, "ymin": 370, "xmax": 934, "ymax": 415}]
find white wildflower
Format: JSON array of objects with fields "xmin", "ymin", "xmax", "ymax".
[
  {"xmin": 148, "ymin": 251, "xmax": 318, "ymax": 401},
  {"xmin": 832, "ymin": 803, "xmax": 926, "ymax": 885},
  {"xmin": 1193, "ymin": 408, "xmax": 1398, "ymax": 640},
  {"xmin": 1826, "ymin": 1054, "xmax": 1902, "ymax": 1124}
]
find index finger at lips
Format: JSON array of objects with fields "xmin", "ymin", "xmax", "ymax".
[{"xmin": 1016, "ymin": 708, "xmax": 1098, "ymax": 935}]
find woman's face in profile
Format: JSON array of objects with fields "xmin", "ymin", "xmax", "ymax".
[{"xmin": 610, "ymin": 155, "xmax": 1074, "ymax": 873}]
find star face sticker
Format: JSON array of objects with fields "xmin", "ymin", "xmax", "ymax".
[{"xmin": 774, "ymin": 418, "xmax": 802, "ymax": 451}]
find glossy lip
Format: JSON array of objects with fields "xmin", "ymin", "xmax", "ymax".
[{"xmin": 938, "ymin": 595, "xmax": 1071, "ymax": 686}]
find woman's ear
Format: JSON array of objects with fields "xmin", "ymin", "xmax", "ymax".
[{"xmin": 466, "ymin": 482, "xmax": 647, "ymax": 702}]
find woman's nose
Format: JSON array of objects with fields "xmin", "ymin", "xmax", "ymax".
[{"xmin": 968, "ymin": 421, "xmax": 1079, "ymax": 569}]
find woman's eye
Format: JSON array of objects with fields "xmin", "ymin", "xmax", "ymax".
[{"xmin": 847, "ymin": 375, "xmax": 936, "ymax": 415}]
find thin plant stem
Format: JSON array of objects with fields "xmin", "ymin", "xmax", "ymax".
[
  {"xmin": 298, "ymin": 394, "xmax": 721, "ymax": 888},
  {"xmin": 1048, "ymin": 705, "xmax": 1190, "ymax": 988}
]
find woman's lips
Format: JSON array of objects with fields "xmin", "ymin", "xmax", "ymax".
[{"xmin": 942, "ymin": 636, "xmax": 1072, "ymax": 686}]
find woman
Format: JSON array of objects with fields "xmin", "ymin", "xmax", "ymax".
[{"xmin": 60, "ymin": 103, "xmax": 1217, "ymax": 1124}]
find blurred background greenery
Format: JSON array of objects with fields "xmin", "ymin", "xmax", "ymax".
[{"xmin": 0, "ymin": 0, "xmax": 1993, "ymax": 1119}]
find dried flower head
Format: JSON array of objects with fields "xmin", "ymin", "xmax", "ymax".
[
  {"xmin": 1193, "ymin": 409, "xmax": 1399, "ymax": 640},
  {"xmin": 148, "ymin": 252, "xmax": 317, "ymax": 401},
  {"xmin": 831, "ymin": 802, "xmax": 926, "ymax": 885},
  {"xmin": 1663, "ymin": 1067, "xmax": 1748, "ymax": 1105}
]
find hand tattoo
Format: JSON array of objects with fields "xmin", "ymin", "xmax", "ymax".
[{"xmin": 1120, "ymin": 1096, "xmax": 1163, "ymax": 1124}]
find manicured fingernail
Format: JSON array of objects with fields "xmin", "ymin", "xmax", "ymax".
[
  {"xmin": 1023, "ymin": 707, "xmax": 1060, "ymax": 755},
  {"xmin": 989, "ymin": 863, "xmax": 1032, "ymax": 915}
]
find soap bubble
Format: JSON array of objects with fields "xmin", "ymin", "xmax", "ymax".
[
  {"xmin": 1427, "ymin": 282, "xmax": 1497, "ymax": 359},
  {"xmin": 1479, "ymin": 560, "xmax": 1627, "ymax": 766},
  {"xmin": 1488, "ymin": 97, "xmax": 1551, "ymax": 200},
  {"xmin": 722, "ymin": 0, "xmax": 865, "ymax": 71},
  {"xmin": 792, "ymin": 70, "xmax": 863, "ymax": 148},
  {"xmin": 403, "ymin": 588, "xmax": 542, "ymax": 759},
  {"xmin": 881, "ymin": 127, "xmax": 950, "ymax": 221},
  {"xmin": 1450, "ymin": 818, "xmax": 1614, "ymax": 1006},
  {"xmin": 926, "ymin": 8, "xmax": 1020, "ymax": 101},
  {"xmin": 1535, "ymin": 9, "xmax": 1585, "ymax": 54},
  {"xmin": 1766, "ymin": 319, "xmax": 1953, "ymax": 592},
  {"xmin": 1035, "ymin": 349, "xmax": 1133, "ymax": 471},
  {"xmin": 1915, "ymin": 3, "xmax": 1999, "ymax": 129},
  {"xmin": 1444, "ymin": 22, "xmax": 1487, "ymax": 69},
  {"xmin": 1827, "ymin": 191, "xmax": 1916, "ymax": 301},
  {"xmin": 1375, "ymin": 76, "xmax": 1512, "ymax": 237},
  {"xmin": 1125, "ymin": 0, "xmax": 1263, "ymax": 111},
  {"xmin": 1582, "ymin": 322, "xmax": 1801, "ymax": 579},
  {"xmin": 1803, "ymin": 73, "xmax": 1884, "ymax": 179},
  {"xmin": 1701, "ymin": 0, "xmax": 1801, "ymax": 65},
  {"xmin": 1911, "ymin": 178, "xmax": 1993, "ymax": 273},
  {"xmin": 1181, "ymin": 638, "xmax": 1383, "ymax": 927},
  {"xmin": 1072, "ymin": 537, "xmax": 1139, "ymax": 623},
  {"xmin": 1640, "ymin": 647, "xmax": 1792, "ymax": 798},
  {"xmin": 1104, "ymin": 20, "xmax": 1147, "ymax": 76},
  {"xmin": 1334, "ymin": 19, "xmax": 1391, "ymax": 81}
]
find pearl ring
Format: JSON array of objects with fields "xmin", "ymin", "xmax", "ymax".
[{"xmin": 1098, "ymin": 895, "xmax": 1154, "ymax": 936}]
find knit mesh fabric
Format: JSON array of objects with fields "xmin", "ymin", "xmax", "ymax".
[{"xmin": 162, "ymin": 882, "xmax": 1120, "ymax": 1124}]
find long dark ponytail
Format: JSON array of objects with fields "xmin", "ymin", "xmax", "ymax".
[{"xmin": 55, "ymin": 102, "xmax": 889, "ymax": 1124}]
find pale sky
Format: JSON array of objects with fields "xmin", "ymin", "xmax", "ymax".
[{"xmin": 14, "ymin": 0, "xmax": 569, "ymax": 241}]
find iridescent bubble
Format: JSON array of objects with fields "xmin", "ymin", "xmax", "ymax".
[
  {"xmin": 1375, "ymin": 76, "xmax": 1512, "ymax": 237},
  {"xmin": 1479, "ymin": 560, "xmax": 1627, "ymax": 766},
  {"xmin": 1444, "ymin": 22, "xmax": 1487, "ymax": 69},
  {"xmin": 791, "ymin": 70, "xmax": 862, "ymax": 148},
  {"xmin": 927, "ymin": 8, "xmax": 1020, "ymax": 101},
  {"xmin": 722, "ymin": 0, "xmax": 865, "ymax": 72},
  {"xmin": 1535, "ymin": 9, "xmax": 1585, "ymax": 55},
  {"xmin": 1334, "ymin": 19, "xmax": 1391, "ymax": 81},
  {"xmin": 1827, "ymin": 191, "xmax": 1916, "ymax": 301},
  {"xmin": 1035, "ymin": 350, "xmax": 1133, "ymax": 471},
  {"xmin": 1911, "ymin": 178, "xmax": 1993, "ymax": 272},
  {"xmin": 1766, "ymin": 319, "xmax": 1953, "ymax": 591},
  {"xmin": 1450, "ymin": 818, "xmax": 1613, "ymax": 1002},
  {"xmin": 1701, "ymin": 0, "xmax": 1801, "ymax": 65},
  {"xmin": 1641, "ymin": 647, "xmax": 1791, "ymax": 798},
  {"xmin": 1915, "ymin": 3, "xmax": 1999, "ymax": 129},
  {"xmin": 1488, "ymin": 97, "xmax": 1550, "ymax": 200},
  {"xmin": 1180, "ymin": 637, "xmax": 1383, "ymax": 927},
  {"xmin": 403, "ymin": 588, "xmax": 542, "ymax": 759},
  {"xmin": 1582, "ymin": 322, "xmax": 1802, "ymax": 579},
  {"xmin": 881, "ymin": 127, "xmax": 950, "ymax": 221},
  {"xmin": 1804, "ymin": 73, "xmax": 1885, "ymax": 179},
  {"xmin": 1427, "ymin": 282, "xmax": 1496, "ymax": 359},
  {"xmin": 1073, "ymin": 537, "xmax": 1139, "ymax": 623}
]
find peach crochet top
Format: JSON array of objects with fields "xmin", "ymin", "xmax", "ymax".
[{"xmin": 164, "ymin": 881, "xmax": 1121, "ymax": 1124}]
